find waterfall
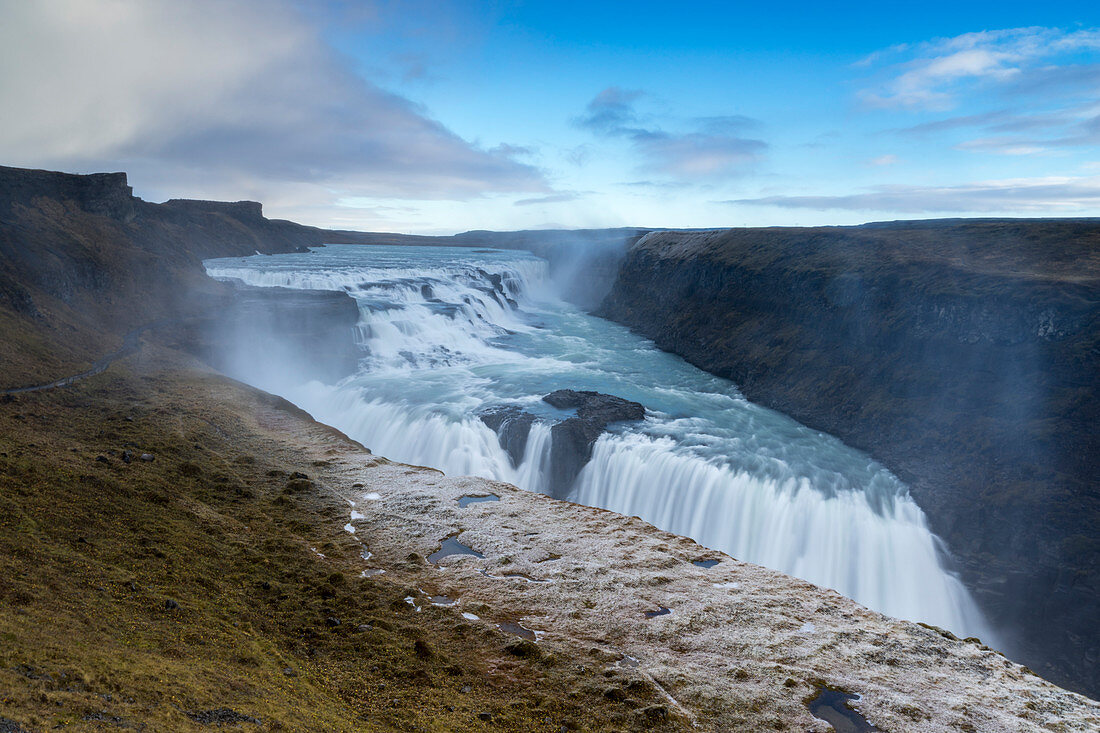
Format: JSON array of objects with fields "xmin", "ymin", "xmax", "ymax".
[
  {"xmin": 572, "ymin": 432, "xmax": 984, "ymax": 632},
  {"xmin": 205, "ymin": 244, "xmax": 994, "ymax": 641}
]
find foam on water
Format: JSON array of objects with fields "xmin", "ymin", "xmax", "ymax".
[{"xmin": 205, "ymin": 244, "xmax": 992, "ymax": 639}]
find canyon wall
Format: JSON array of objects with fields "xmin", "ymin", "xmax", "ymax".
[
  {"xmin": 0, "ymin": 165, "xmax": 357, "ymax": 386},
  {"xmin": 597, "ymin": 221, "xmax": 1100, "ymax": 697}
]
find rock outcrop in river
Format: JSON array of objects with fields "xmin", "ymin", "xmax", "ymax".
[
  {"xmin": 543, "ymin": 390, "xmax": 646, "ymax": 497},
  {"xmin": 597, "ymin": 222, "xmax": 1100, "ymax": 697},
  {"xmin": 480, "ymin": 390, "xmax": 647, "ymax": 497}
]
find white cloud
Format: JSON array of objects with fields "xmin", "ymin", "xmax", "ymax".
[
  {"xmin": 859, "ymin": 27, "xmax": 1100, "ymax": 110},
  {"xmin": 868, "ymin": 154, "xmax": 900, "ymax": 166},
  {"xmin": 0, "ymin": 0, "xmax": 546, "ymax": 209},
  {"xmin": 575, "ymin": 87, "xmax": 766, "ymax": 181},
  {"xmin": 954, "ymin": 138, "xmax": 1050, "ymax": 156},
  {"xmin": 727, "ymin": 176, "xmax": 1100, "ymax": 213}
]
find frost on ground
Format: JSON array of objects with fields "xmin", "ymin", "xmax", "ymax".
[{"xmin": 270, "ymin": 407, "xmax": 1100, "ymax": 732}]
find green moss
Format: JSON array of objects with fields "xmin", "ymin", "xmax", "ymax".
[{"xmin": 0, "ymin": 364, "xmax": 685, "ymax": 732}]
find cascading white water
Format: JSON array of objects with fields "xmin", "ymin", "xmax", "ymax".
[
  {"xmin": 573, "ymin": 433, "xmax": 978, "ymax": 628},
  {"xmin": 205, "ymin": 244, "xmax": 993, "ymax": 640}
]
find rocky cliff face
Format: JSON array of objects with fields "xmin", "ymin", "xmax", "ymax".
[
  {"xmin": 0, "ymin": 165, "xmax": 352, "ymax": 386},
  {"xmin": 597, "ymin": 221, "xmax": 1100, "ymax": 698}
]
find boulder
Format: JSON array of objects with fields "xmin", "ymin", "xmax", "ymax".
[
  {"xmin": 479, "ymin": 406, "xmax": 536, "ymax": 466},
  {"xmin": 542, "ymin": 390, "xmax": 645, "ymax": 498}
]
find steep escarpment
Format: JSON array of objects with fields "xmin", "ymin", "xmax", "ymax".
[
  {"xmin": 597, "ymin": 221, "xmax": 1100, "ymax": 697},
  {"xmin": 0, "ymin": 166, "xmax": 357, "ymax": 386}
]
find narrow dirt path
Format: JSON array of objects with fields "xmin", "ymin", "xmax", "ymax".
[{"xmin": 1, "ymin": 321, "xmax": 166, "ymax": 395}]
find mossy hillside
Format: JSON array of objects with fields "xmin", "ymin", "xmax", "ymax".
[{"xmin": 0, "ymin": 359, "xmax": 685, "ymax": 732}]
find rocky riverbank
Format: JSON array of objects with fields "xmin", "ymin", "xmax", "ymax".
[{"xmin": 596, "ymin": 222, "xmax": 1100, "ymax": 697}]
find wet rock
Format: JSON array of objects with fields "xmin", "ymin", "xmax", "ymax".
[
  {"xmin": 121, "ymin": 450, "xmax": 133, "ymax": 464},
  {"xmin": 284, "ymin": 477, "xmax": 312, "ymax": 493},
  {"xmin": 95, "ymin": 455, "xmax": 109, "ymax": 464},
  {"xmin": 504, "ymin": 639, "xmax": 541, "ymax": 659},
  {"xmin": 637, "ymin": 704, "xmax": 669, "ymax": 722},
  {"xmin": 542, "ymin": 390, "xmax": 645, "ymax": 497},
  {"xmin": 807, "ymin": 685, "xmax": 881, "ymax": 732},
  {"xmin": 602, "ymin": 686, "xmax": 627, "ymax": 701},
  {"xmin": 185, "ymin": 708, "xmax": 261, "ymax": 726},
  {"xmin": 82, "ymin": 711, "xmax": 128, "ymax": 726},
  {"xmin": 164, "ymin": 598, "xmax": 180, "ymax": 611},
  {"xmin": 477, "ymin": 712, "xmax": 492, "ymax": 722},
  {"xmin": 139, "ymin": 453, "xmax": 154, "ymax": 462},
  {"xmin": 479, "ymin": 406, "xmax": 535, "ymax": 466},
  {"xmin": 325, "ymin": 617, "xmax": 341, "ymax": 627}
]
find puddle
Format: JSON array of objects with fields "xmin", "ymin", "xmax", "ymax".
[
  {"xmin": 363, "ymin": 492, "xmax": 382, "ymax": 501},
  {"xmin": 428, "ymin": 535, "xmax": 485, "ymax": 563},
  {"xmin": 350, "ymin": 510, "xmax": 365, "ymax": 521},
  {"xmin": 712, "ymin": 581, "xmax": 740, "ymax": 589},
  {"xmin": 457, "ymin": 493, "xmax": 500, "ymax": 508},
  {"xmin": 360, "ymin": 547, "xmax": 373, "ymax": 561},
  {"xmin": 343, "ymin": 523, "xmax": 356, "ymax": 534},
  {"xmin": 461, "ymin": 611, "xmax": 480, "ymax": 621},
  {"xmin": 503, "ymin": 572, "xmax": 548, "ymax": 583},
  {"xmin": 807, "ymin": 685, "xmax": 881, "ymax": 733},
  {"xmin": 429, "ymin": 595, "xmax": 456, "ymax": 606},
  {"xmin": 360, "ymin": 569, "xmax": 385, "ymax": 577},
  {"xmin": 799, "ymin": 621, "xmax": 816, "ymax": 634},
  {"xmin": 498, "ymin": 621, "xmax": 537, "ymax": 642},
  {"xmin": 644, "ymin": 606, "xmax": 671, "ymax": 619},
  {"xmin": 618, "ymin": 655, "xmax": 640, "ymax": 668},
  {"xmin": 692, "ymin": 559, "xmax": 720, "ymax": 568}
]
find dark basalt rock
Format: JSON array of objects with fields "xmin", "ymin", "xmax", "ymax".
[
  {"xmin": 479, "ymin": 392, "xmax": 645, "ymax": 496},
  {"xmin": 479, "ymin": 406, "xmax": 536, "ymax": 466},
  {"xmin": 185, "ymin": 708, "xmax": 261, "ymax": 726},
  {"xmin": 0, "ymin": 716, "xmax": 31, "ymax": 733},
  {"xmin": 543, "ymin": 390, "xmax": 645, "ymax": 498}
]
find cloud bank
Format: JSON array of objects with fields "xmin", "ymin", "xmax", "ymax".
[
  {"xmin": 576, "ymin": 87, "xmax": 766, "ymax": 180},
  {"xmin": 859, "ymin": 27, "xmax": 1100, "ymax": 110},
  {"xmin": 0, "ymin": 0, "xmax": 546, "ymax": 210},
  {"xmin": 728, "ymin": 176, "xmax": 1100, "ymax": 213}
]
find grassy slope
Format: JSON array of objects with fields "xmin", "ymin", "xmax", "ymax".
[{"xmin": 0, "ymin": 350, "xmax": 685, "ymax": 732}]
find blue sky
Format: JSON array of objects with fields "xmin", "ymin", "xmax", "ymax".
[{"xmin": 2, "ymin": 1, "xmax": 1099, "ymax": 232}]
